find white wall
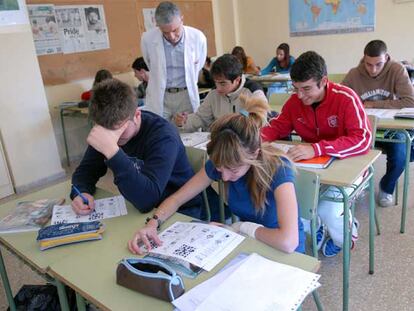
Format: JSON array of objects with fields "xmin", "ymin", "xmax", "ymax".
[
  {"xmin": 214, "ymin": 0, "xmax": 414, "ymax": 73},
  {"xmin": 0, "ymin": 24, "xmax": 65, "ymax": 193}
]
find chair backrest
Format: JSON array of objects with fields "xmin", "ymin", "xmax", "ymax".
[
  {"xmin": 268, "ymin": 93, "xmax": 290, "ymax": 112},
  {"xmin": 295, "ymin": 169, "xmax": 320, "ymax": 222},
  {"xmin": 367, "ymin": 114, "xmax": 378, "ymax": 149},
  {"xmin": 185, "ymin": 146, "xmax": 207, "ymax": 173},
  {"xmin": 327, "ymin": 73, "xmax": 346, "ymax": 84}
]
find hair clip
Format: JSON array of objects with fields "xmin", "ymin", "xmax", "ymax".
[{"xmin": 239, "ymin": 108, "xmax": 249, "ymax": 117}]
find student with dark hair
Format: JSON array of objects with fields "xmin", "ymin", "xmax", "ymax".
[
  {"xmin": 197, "ymin": 56, "xmax": 214, "ymax": 89},
  {"xmin": 261, "ymin": 43, "xmax": 295, "ymax": 75},
  {"xmin": 131, "ymin": 57, "xmax": 149, "ymax": 103},
  {"xmin": 71, "ymin": 79, "xmax": 202, "ymax": 218},
  {"xmin": 231, "ymin": 46, "xmax": 260, "ymax": 75},
  {"xmin": 81, "ymin": 69, "xmax": 112, "ymax": 101},
  {"xmin": 129, "ymin": 96, "xmax": 305, "ymax": 255},
  {"xmin": 262, "ymin": 51, "xmax": 372, "ymax": 257},
  {"xmin": 343, "ymin": 39, "xmax": 414, "ymax": 207},
  {"xmin": 174, "ymin": 54, "xmax": 267, "ymax": 132}
]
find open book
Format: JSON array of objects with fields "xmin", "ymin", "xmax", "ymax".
[
  {"xmin": 145, "ymin": 222, "xmax": 244, "ymax": 278},
  {"xmin": 273, "ymin": 143, "xmax": 334, "ymax": 169},
  {"xmin": 0, "ymin": 198, "xmax": 65, "ymax": 234},
  {"xmin": 394, "ymin": 108, "xmax": 414, "ymax": 119}
]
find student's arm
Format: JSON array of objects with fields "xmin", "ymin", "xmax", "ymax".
[
  {"xmin": 261, "ymin": 100, "xmax": 295, "ymax": 142},
  {"xmin": 182, "ymin": 92, "xmax": 215, "ymax": 132},
  {"xmin": 260, "ymin": 58, "xmax": 276, "ymax": 75},
  {"xmin": 364, "ymin": 66, "xmax": 414, "ymax": 109},
  {"xmin": 312, "ymin": 96, "xmax": 372, "ymax": 159},
  {"xmin": 254, "ymin": 182, "xmax": 299, "ymax": 253},
  {"xmin": 128, "ymin": 168, "xmax": 212, "ymax": 255},
  {"xmin": 106, "ymin": 135, "xmax": 186, "ymax": 213}
]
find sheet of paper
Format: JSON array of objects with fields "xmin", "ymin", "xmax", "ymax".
[
  {"xmin": 366, "ymin": 108, "xmax": 400, "ymax": 119},
  {"xmin": 172, "ymin": 255, "xmax": 249, "ymax": 311},
  {"xmin": 51, "ymin": 195, "xmax": 127, "ymax": 225},
  {"xmin": 180, "ymin": 132, "xmax": 210, "ymax": 148},
  {"xmin": 196, "ymin": 253, "xmax": 321, "ymax": 311},
  {"xmin": 149, "ymin": 222, "xmax": 244, "ymax": 271}
]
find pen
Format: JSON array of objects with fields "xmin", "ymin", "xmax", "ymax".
[{"xmin": 72, "ymin": 185, "xmax": 89, "ymax": 205}]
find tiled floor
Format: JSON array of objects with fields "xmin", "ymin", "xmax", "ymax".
[{"xmin": 1, "ymin": 155, "xmax": 413, "ymax": 311}]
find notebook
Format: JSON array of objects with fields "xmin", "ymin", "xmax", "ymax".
[
  {"xmin": 394, "ymin": 108, "xmax": 414, "ymax": 119},
  {"xmin": 273, "ymin": 143, "xmax": 335, "ymax": 169}
]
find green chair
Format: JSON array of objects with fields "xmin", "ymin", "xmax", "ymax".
[
  {"xmin": 327, "ymin": 73, "xmax": 346, "ymax": 84},
  {"xmin": 185, "ymin": 146, "xmax": 211, "ymax": 221},
  {"xmin": 268, "ymin": 93, "xmax": 290, "ymax": 112},
  {"xmin": 296, "ymin": 168, "xmax": 324, "ymax": 310}
]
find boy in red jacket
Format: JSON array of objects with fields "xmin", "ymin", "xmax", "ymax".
[{"xmin": 262, "ymin": 51, "xmax": 372, "ymax": 257}]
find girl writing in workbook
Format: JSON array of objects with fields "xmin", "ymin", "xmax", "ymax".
[{"xmin": 128, "ymin": 96, "xmax": 305, "ymax": 254}]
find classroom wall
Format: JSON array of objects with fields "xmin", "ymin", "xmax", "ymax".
[
  {"xmin": 213, "ymin": 0, "xmax": 414, "ymax": 73},
  {"xmin": 0, "ymin": 24, "xmax": 65, "ymax": 193}
]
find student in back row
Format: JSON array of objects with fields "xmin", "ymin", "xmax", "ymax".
[
  {"xmin": 174, "ymin": 54, "xmax": 267, "ymax": 132},
  {"xmin": 231, "ymin": 46, "xmax": 260, "ymax": 75},
  {"xmin": 81, "ymin": 69, "xmax": 112, "ymax": 101},
  {"xmin": 129, "ymin": 96, "xmax": 305, "ymax": 255},
  {"xmin": 342, "ymin": 39, "xmax": 414, "ymax": 207},
  {"xmin": 131, "ymin": 57, "xmax": 149, "ymax": 106},
  {"xmin": 71, "ymin": 79, "xmax": 202, "ymax": 219},
  {"xmin": 262, "ymin": 51, "xmax": 372, "ymax": 257}
]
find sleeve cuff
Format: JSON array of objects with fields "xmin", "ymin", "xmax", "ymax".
[{"xmin": 311, "ymin": 143, "xmax": 322, "ymax": 157}]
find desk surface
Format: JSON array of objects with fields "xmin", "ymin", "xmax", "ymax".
[
  {"xmin": 4, "ymin": 183, "xmax": 315, "ymax": 311},
  {"xmin": 376, "ymin": 117, "xmax": 414, "ymax": 130},
  {"xmin": 247, "ymin": 73, "xmax": 291, "ymax": 83}
]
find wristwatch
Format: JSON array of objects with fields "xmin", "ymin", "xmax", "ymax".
[{"xmin": 145, "ymin": 214, "xmax": 162, "ymax": 230}]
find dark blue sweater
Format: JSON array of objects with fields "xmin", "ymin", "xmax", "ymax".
[{"xmin": 71, "ymin": 111, "xmax": 201, "ymax": 217}]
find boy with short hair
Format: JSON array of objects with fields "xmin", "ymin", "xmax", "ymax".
[
  {"xmin": 175, "ymin": 54, "xmax": 267, "ymax": 132},
  {"xmin": 71, "ymin": 79, "xmax": 201, "ymax": 218},
  {"xmin": 342, "ymin": 40, "xmax": 414, "ymax": 207},
  {"xmin": 262, "ymin": 51, "xmax": 372, "ymax": 257},
  {"xmin": 131, "ymin": 57, "xmax": 149, "ymax": 102}
]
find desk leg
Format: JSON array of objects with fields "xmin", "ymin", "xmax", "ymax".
[
  {"xmin": 340, "ymin": 187, "xmax": 350, "ymax": 311},
  {"xmin": 54, "ymin": 278, "xmax": 70, "ymax": 311},
  {"xmin": 60, "ymin": 108, "xmax": 71, "ymax": 167},
  {"xmin": 0, "ymin": 248, "xmax": 16, "ymax": 311},
  {"xmin": 368, "ymin": 166, "xmax": 375, "ymax": 274},
  {"xmin": 400, "ymin": 130, "xmax": 412, "ymax": 233},
  {"xmin": 76, "ymin": 292, "xmax": 87, "ymax": 311}
]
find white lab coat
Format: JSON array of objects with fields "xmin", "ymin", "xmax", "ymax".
[{"xmin": 141, "ymin": 25, "xmax": 207, "ymax": 117}]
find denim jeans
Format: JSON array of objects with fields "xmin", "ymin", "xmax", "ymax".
[{"xmin": 376, "ymin": 131, "xmax": 412, "ymax": 194}]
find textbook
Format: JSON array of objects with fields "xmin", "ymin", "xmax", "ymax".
[
  {"xmin": 0, "ymin": 198, "xmax": 65, "ymax": 234},
  {"xmin": 273, "ymin": 143, "xmax": 335, "ymax": 169},
  {"xmin": 145, "ymin": 222, "xmax": 244, "ymax": 278},
  {"xmin": 394, "ymin": 108, "xmax": 414, "ymax": 119}
]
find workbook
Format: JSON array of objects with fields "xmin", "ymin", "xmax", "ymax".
[
  {"xmin": 0, "ymin": 198, "xmax": 65, "ymax": 234},
  {"xmin": 51, "ymin": 196, "xmax": 127, "ymax": 225},
  {"xmin": 180, "ymin": 132, "xmax": 210, "ymax": 149},
  {"xmin": 145, "ymin": 222, "xmax": 244, "ymax": 277},
  {"xmin": 273, "ymin": 143, "xmax": 334, "ymax": 169}
]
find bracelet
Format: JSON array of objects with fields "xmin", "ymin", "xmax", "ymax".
[{"xmin": 145, "ymin": 214, "xmax": 162, "ymax": 231}]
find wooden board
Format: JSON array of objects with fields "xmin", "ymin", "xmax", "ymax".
[{"xmin": 28, "ymin": 0, "xmax": 216, "ymax": 85}]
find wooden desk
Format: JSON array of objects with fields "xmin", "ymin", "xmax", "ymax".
[
  {"xmin": 0, "ymin": 181, "xmax": 319, "ymax": 311},
  {"xmin": 374, "ymin": 118, "xmax": 414, "ymax": 233},
  {"xmin": 304, "ymin": 150, "xmax": 381, "ymax": 311}
]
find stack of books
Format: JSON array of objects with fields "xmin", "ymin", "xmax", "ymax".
[{"xmin": 37, "ymin": 221, "xmax": 105, "ymax": 250}]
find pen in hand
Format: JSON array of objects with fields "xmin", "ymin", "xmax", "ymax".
[{"xmin": 72, "ymin": 185, "xmax": 89, "ymax": 205}]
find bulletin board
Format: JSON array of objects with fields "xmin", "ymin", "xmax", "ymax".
[{"xmin": 27, "ymin": 0, "xmax": 216, "ymax": 85}]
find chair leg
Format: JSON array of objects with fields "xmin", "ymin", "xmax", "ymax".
[
  {"xmin": 374, "ymin": 207, "xmax": 381, "ymax": 235},
  {"xmin": 395, "ymin": 180, "xmax": 399, "ymax": 206},
  {"xmin": 202, "ymin": 190, "xmax": 211, "ymax": 222},
  {"xmin": 312, "ymin": 290, "xmax": 324, "ymax": 311}
]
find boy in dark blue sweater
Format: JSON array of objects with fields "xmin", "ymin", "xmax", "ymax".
[{"xmin": 71, "ymin": 79, "xmax": 201, "ymax": 218}]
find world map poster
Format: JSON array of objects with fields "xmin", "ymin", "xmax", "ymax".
[{"xmin": 289, "ymin": 0, "xmax": 375, "ymax": 37}]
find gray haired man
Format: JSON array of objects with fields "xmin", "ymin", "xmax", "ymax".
[{"xmin": 141, "ymin": 1, "xmax": 207, "ymax": 120}]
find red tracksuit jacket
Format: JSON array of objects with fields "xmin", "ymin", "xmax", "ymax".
[{"xmin": 262, "ymin": 82, "xmax": 372, "ymax": 159}]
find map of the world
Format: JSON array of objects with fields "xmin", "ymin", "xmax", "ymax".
[{"xmin": 289, "ymin": 0, "xmax": 375, "ymax": 37}]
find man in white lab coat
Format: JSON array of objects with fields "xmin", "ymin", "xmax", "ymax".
[{"xmin": 141, "ymin": 1, "xmax": 207, "ymax": 120}]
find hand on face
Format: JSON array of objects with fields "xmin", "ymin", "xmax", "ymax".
[
  {"xmin": 86, "ymin": 123, "xmax": 128, "ymax": 159},
  {"xmin": 287, "ymin": 144, "xmax": 315, "ymax": 161}
]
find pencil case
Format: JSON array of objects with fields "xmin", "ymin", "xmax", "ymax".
[{"xmin": 116, "ymin": 257, "xmax": 185, "ymax": 302}]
